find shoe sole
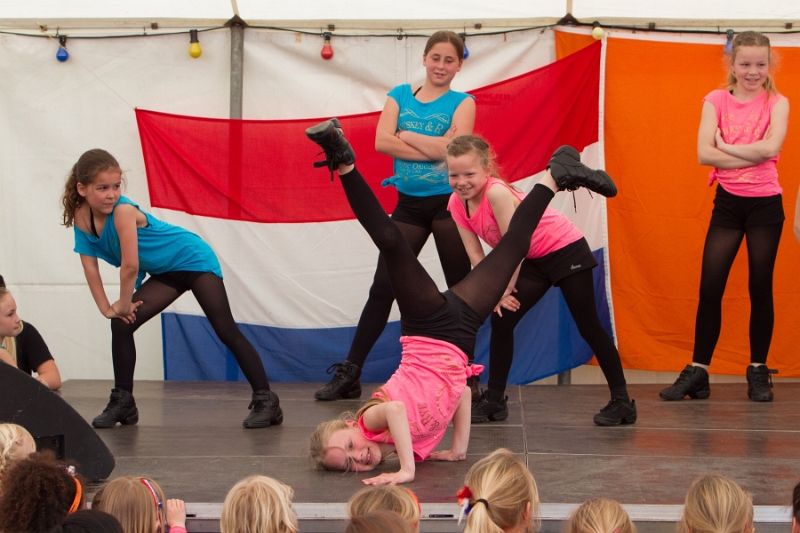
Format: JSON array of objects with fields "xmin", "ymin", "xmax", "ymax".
[
  {"xmin": 748, "ymin": 393, "xmax": 773, "ymax": 402},
  {"xmin": 306, "ymin": 119, "xmax": 337, "ymax": 140},
  {"xmin": 659, "ymin": 390, "xmax": 711, "ymax": 401},
  {"xmin": 243, "ymin": 412, "xmax": 284, "ymax": 429},
  {"xmin": 92, "ymin": 408, "xmax": 138, "ymax": 428},
  {"xmin": 594, "ymin": 414, "xmax": 637, "ymax": 427},
  {"xmin": 471, "ymin": 410, "xmax": 509, "ymax": 424},
  {"xmin": 314, "ymin": 388, "xmax": 362, "ymax": 401},
  {"xmin": 550, "ymin": 146, "xmax": 618, "ymax": 198}
]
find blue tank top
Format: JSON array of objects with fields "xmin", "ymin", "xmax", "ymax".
[
  {"xmin": 73, "ymin": 196, "xmax": 222, "ymax": 288},
  {"xmin": 381, "ymin": 84, "xmax": 472, "ymax": 197}
]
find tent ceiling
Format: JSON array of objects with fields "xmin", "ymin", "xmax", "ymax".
[{"xmin": 1, "ymin": 0, "xmax": 797, "ymax": 32}]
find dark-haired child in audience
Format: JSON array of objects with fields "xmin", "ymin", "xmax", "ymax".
[{"xmin": 51, "ymin": 509, "xmax": 124, "ymax": 533}]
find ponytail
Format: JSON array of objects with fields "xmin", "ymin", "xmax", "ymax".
[
  {"xmin": 60, "ymin": 149, "xmax": 122, "ymax": 228},
  {"xmin": 61, "ymin": 163, "xmax": 83, "ymax": 228}
]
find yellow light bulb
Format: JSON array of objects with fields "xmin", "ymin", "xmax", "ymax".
[
  {"xmin": 189, "ymin": 42, "xmax": 202, "ymax": 58},
  {"xmin": 591, "ymin": 25, "xmax": 604, "ymax": 40}
]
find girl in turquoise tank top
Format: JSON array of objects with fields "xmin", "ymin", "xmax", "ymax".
[{"xmin": 315, "ymin": 31, "xmax": 477, "ymax": 402}]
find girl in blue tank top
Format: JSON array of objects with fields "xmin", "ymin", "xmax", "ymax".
[
  {"xmin": 61, "ymin": 149, "xmax": 282, "ymax": 430},
  {"xmin": 315, "ymin": 31, "xmax": 478, "ymax": 402}
]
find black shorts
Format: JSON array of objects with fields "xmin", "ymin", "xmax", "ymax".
[
  {"xmin": 147, "ymin": 271, "xmax": 209, "ymax": 293},
  {"xmin": 519, "ymin": 238, "xmax": 598, "ymax": 287},
  {"xmin": 710, "ymin": 185, "xmax": 785, "ymax": 230},
  {"xmin": 400, "ymin": 290, "xmax": 483, "ymax": 361},
  {"xmin": 390, "ymin": 192, "xmax": 453, "ymax": 228}
]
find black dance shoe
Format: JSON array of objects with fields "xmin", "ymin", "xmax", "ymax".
[
  {"xmin": 593, "ymin": 398, "xmax": 637, "ymax": 426},
  {"xmin": 659, "ymin": 365, "xmax": 710, "ymax": 401},
  {"xmin": 548, "ymin": 146, "xmax": 617, "ymax": 197},
  {"xmin": 471, "ymin": 390, "xmax": 509, "ymax": 423},
  {"xmin": 243, "ymin": 390, "xmax": 284, "ymax": 428},
  {"xmin": 747, "ymin": 365, "xmax": 777, "ymax": 402},
  {"xmin": 92, "ymin": 388, "xmax": 139, "ymax": 428},
  {"xmin": 314, "ymin": 361, "xmax": 362, "ymax": 401},
  {"xmin": 306, "ymin": 118, "xmax": 357, "ymax": 180}
]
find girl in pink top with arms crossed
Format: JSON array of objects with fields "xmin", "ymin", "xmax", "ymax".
[
  {"xmin": 446, "ymin": 136, "xmax": 634, "ymax": 426},
  {"xmin": 660, "ymin": 31, "xmax": 789, "ymax": 403},
  {"xmin": 306, "ymin": 119, "xmax": 617, "ymax": 485}
]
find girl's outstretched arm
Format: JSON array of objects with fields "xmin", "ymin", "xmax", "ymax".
[
  {"xmin": 34, "ymin": 360, "xmax": 61, "ymax": 390},
  {"xmin": 112, "ymin": 204, "xmax": 143, "ymax": 321},
  {"xmin": 714, "ymin": 98, "xmax": 789, "ymax": 163},
  {"xmin": 456, "ymin": 225, "xmax": 486, "ymax": 267},
  {"xmin": 80, "ymin": 253, "xmax": 139, "ymax": 323},
  {"xmin": 399, "ymin": 98, "xmax": 476, "ymax": 160},
  {"xmin": 698, "ymin": 102, "xmax": 763, "ymax": 168},
  {"xmin": 428, "ymin": 386, "xmax": 470, "ymax": 461},
  {"xmin": 375, "ymin": 98, "xmax": 430, "ymax": 161},
  {"xmin": 361, "ymin": 401, "xmax": 415, "ymax": 485},
  {"xmin": 487, "ymin": 184, "xmax": 523, "ymax": 315}
]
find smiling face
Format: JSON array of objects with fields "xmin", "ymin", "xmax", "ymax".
[
  {"xmin": 77, "ymin": 168, "xmax": 122, "ymax": 216},
  {"xmin": 448, "ymin": 152, "xmax": 490, "ymax": 202},
  {"xmin": 731, "ymin": 45, "xmax": 770, "ymax": 95},
  {"xmin": 423, "ymin": 42, "xmax": 462, "ymax": 88},
  {"xmin": 0, "ymin": 294, "xmax": 21, "ymax": 338},
  {"xmin": 323, "ymin": 422, "xmax": 382, "ymax": 472}
]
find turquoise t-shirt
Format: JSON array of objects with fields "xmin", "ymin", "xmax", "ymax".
[
  {"xmin": 73, "ymin": 196, "xmax": 222, "ymax": 288},
  {"xmin": 382, "ymin": 84, "xmax": 472, "ymax": 197}
]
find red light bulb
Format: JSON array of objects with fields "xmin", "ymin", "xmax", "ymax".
[{"xmin": 321, "ymin": 32, "xmax": 334, "ymax": 60}]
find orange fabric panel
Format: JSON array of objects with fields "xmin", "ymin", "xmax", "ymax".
[
  {"xmin": 555, "ymin": 31, "xmax": 596, "ymax": 60},
  {"xmin": 602, "ymin": 38, "xmax": 800, "ymax": 376}
]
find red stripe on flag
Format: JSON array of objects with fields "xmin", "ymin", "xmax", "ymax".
[{"xmin": 138, "ymin": 41, "xmax": 599, "ymax": 224}]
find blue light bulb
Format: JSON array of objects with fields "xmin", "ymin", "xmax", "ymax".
[
  {"xmin": 463, "ymin": 44, "xmax": 469, "ymax": 59},
  {"xmin": 56, "ymin": 46, "xmax": 69, "ymax": 62}
]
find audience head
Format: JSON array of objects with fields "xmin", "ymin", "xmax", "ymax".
[
  {"xmin": 347, "ymin": 486, "xmax": 421, "ymax": 531},
  {"xmin": 681, "ymin": 474, "xmax": 753, "ymax": 533},
  {"xmin": 345, "ymin": 510, "xmax": 414, "ymax": 533},
  {"xmin": 0, "ymin": 451, "xmax": 84, "ymax": 533},
  {"xmin": 791, "ymin": 480, "xmax": 800, "ymax": 533},
  {"xmin": 98, "ymin": 476, "xmax": 167, "ymax": 533},
  {"xmin": 461, "ymin": 448, "xmax": 539, "ymax": 533},
  {"xmin": 220, "ymin": 475, "xmax": 298, "ymax": 533},
  {"xmin": 0, "ymin": 422, "xmax": 36, "ymax": 483},
  {"xmin": 50, "ymin": 509, "xmax": 124, "ymax": 533},
  {"xmin": 566, "ymin": 498, "xmax": 636, "ymax": 533}
]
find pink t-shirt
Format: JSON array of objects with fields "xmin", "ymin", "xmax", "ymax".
[
  {"xmin": 704, "ymin": 89, "xmax": 785, "ymax": 197},
  {"xmin": 358, "ymin": 336, "xmax": 483, "ymax": 461},
  {"xmin": 448, "ymin": 178, "xmax": 583, "ymax": 259}
]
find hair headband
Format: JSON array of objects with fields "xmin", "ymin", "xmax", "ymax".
[
  {"xmin": 58, "ymin": 465, "xmax": 82, "ymax": 514},
  {"xmin": 405, "ymin": 488, "xmax": 422, "ymax": 515},
  {"xmin": 140, "ymin": 478, "xmax": 164, "ymax": 509}
]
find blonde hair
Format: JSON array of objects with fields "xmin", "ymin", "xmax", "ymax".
[
  {"xmin": 463, "ymin": 448, "xmax": 540, "ymax": 533},
  {"xmin": 61, "ymin": 149, "xmax": 122, "ymax": 228},
  {"xmin": 0, "ymin": 288, "xmax": 20, "ymax": 364},
  {"xmin": 220, "ymin": 475, "xmax": 298, "ymax": 533},
  {"xmin": 567, "ymin": 498, "xmax": 636, "ymax": 533},
  {"xmin": 726, "ymin": 31, "xmax": 778, "ymax": 96},
  {"xmin": 0, "ymin": 423, "xmax": 35, "ymax": 483},
  {"xmin": 681, "ymin": 474, "xmax": 753, "ymax": 533},
  {"xmin": 98, "ymin": 476, "xmax": 165, "ymax": 533},
  {"xmin": 347, "ymin": 486, "xmax": 420, "ymax": 529},
  {"xmin": 309, "ymin": 388, "xmax": 390, "ymax": 471},
  {"xmin": 345, "ymin": 510, "xmax": 414, "ymax": 533}
]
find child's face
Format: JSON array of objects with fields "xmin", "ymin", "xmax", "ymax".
[
  {"xmin": 0, "ymin": 295, "xmax": 21, "ymax": 338},
  {"xmin": 448, "ymin": 152, "xmax": 489, "ymax": 202},
  {"xmin": 423, "ymin": 42, "xmax": 462, "ymax": 88},
  {"xmin": 324, "ymin": 422, "xmax": 382, "ymax": 472},
  {"xmin": 77, "ymin": 169, "xmax": 122, "ymax": 216},
  {"xmin": 731, "ymin": 46, "xmax": 770, "ymax": 94}
]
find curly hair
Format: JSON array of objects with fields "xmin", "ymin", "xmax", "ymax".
[{"xmin": 0, "ymin": 451, "xmax": 84, "ymax": 533}]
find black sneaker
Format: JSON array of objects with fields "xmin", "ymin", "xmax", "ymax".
[
  {"xmin": 243, "ymin": 390, "xmax": 283, "ymax": 428},
  {"xmin": 306, "ymin": 118, "xmax": 356, "ymax": 180},
  {"xmin": 314, "ymin": 361, "xmax": 362, "ymax": 401},
  {"xmin": 548, "ymin": 146, "xmax": 617, "ymax": 197},
  {"xmin": 471, "ymin": 390, "xmax": 508, "ymax": 423},
  {"xmin": 747, "ymin": 365, "xmax": 777, "ymax": 402},
  {"xmin": 466, "ymin": 375, "xmax": 481, "ymax": 401},
  {"xmin": 659, "ymin": 365, "xmax": 711, "ymax": 401},
  {"xmin": 92, "ymin": 388, "xmax": 139, "ymax": 428},
  {"xmin": 594, "ymin": 398, "xmax": 637, "ymax": 426}
]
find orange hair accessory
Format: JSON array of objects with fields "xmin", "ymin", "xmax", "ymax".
[{"xmin": 68, "ymin": 476, "xmax": 82, "ymax": 513}]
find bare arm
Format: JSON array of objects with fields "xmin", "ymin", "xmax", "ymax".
[
  {"xmin": 0, "ymin": 347, "xmax": 15, "ymax": 367},
  {"xmin": 428, "ymin": 387, "xmax": 470, "ymax": 461},
  {"xmin": 375, "ymin": 98, "xmax": 429, "ymax": 161},
  {"xmin": 361, "ymin": 401, "xmax": 415, "ymax": 485},
  {"xmin": 714, "ymin": 98, "xmax": 789, "ymax": 163},
  {"xmin": 456, "ymin": 224, "xmax": 486, "ymax": 267},
  {"xmin": 488, "ymin": 185, "xmax": 523, "ymax": 314},
  {"xmin": 113, "ymin": 204, "xmax": 140, "ymax": 317},
  {"xmin": 697, "ymin": 101, "xmax": 759, "ymax": 169},
  {"xmin": 34, "ymin": 359, "xmax": 61, "ymax": 390},
  {"xmin": 398, "ymin": 97, "xmax": 476, "ymax": 160}
]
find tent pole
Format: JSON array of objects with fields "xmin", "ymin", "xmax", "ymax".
[{"xmin": 229, "ymin": 22, "xmax": 244, "ymax": 119}]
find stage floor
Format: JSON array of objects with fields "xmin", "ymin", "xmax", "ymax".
[{"xmin": 60, "ymin": 380, "xmax": 800, "ymax": 509}]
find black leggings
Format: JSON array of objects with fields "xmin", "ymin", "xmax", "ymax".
[
  {"xmin": 338, "ymin": 167, "xmax": 553, "ymax": 332},
  {"xmin": 346, "ymin": 210, "xmax": 471, "ymax": 367},
  {"xmin": 692, "ymin": 223, "xmax": 783, "ymax": 365},
  {"xmin": 110, "ymin": 273, "xmax": 270, "ymax": 393},
  {"xmin": 488, "ymin": 268, "xmax": 626, "ymax": 395}
]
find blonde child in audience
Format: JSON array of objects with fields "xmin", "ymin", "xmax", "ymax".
[
  {"xmin": 220, "ymin": 475, "xmax": 298, "ymax": 533},
  {"xmin": 0, "ymin": 422, "xmax": 36, "ymax": 483},
  {"xmin": 98, "ymin": 476, "xmax": 187, "ymax": 533},
  {"xmin": 345, "ymin": 511, "xmax": 414, "ymax": 533},
  {"xmin": 457, "ymin": 448, "xmax": 540, "ymax": 533},
  {"xmin": 347, "ymin": 486, "xmax": 421, "ymax": 532},
  {"xmin": 680, "ymin": 474, "xmax": 753, "ymax": 533},
  {"xmin": 566, "ymin": 498, "xmax": 637, "ymax": 533}
]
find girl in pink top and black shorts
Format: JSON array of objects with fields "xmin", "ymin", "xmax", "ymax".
[
  {"xmin": 446, "ymin": 136, "xmax": 634, "ymax": 427},
  {"xmin": 660, "ymin": 31, "xmax": 790, "ymax": 403}
]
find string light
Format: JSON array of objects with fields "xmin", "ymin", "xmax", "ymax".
[
  {"xmin": 189, "ymin": 29, "xmax": 202, "ymax": 58},
  {"xmin": 321, "ymin": 32, "xmax": 334, "ymax": 60},
  {"xmin": 724, "ymin": 29, "xmax": 734, "ymax": 54},
  {"xmin": 56, "ymin": 35, "xmax": 69, "ymax": 62},
  {"xmin": 459, "ymin": 33, "xmax": 469, "ymax": 59},
  {"xmin": 592, "ymin": 21, "xmax": 604, "ymax": 40}
]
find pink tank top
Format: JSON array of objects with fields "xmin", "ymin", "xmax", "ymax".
[
  {"xmin": 448, "ymin": 178, "xmax": 583, "ymax": 259},
  {"xmin": 704, "ymin": 89, "xmax": 785, "ymax": 197}
]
